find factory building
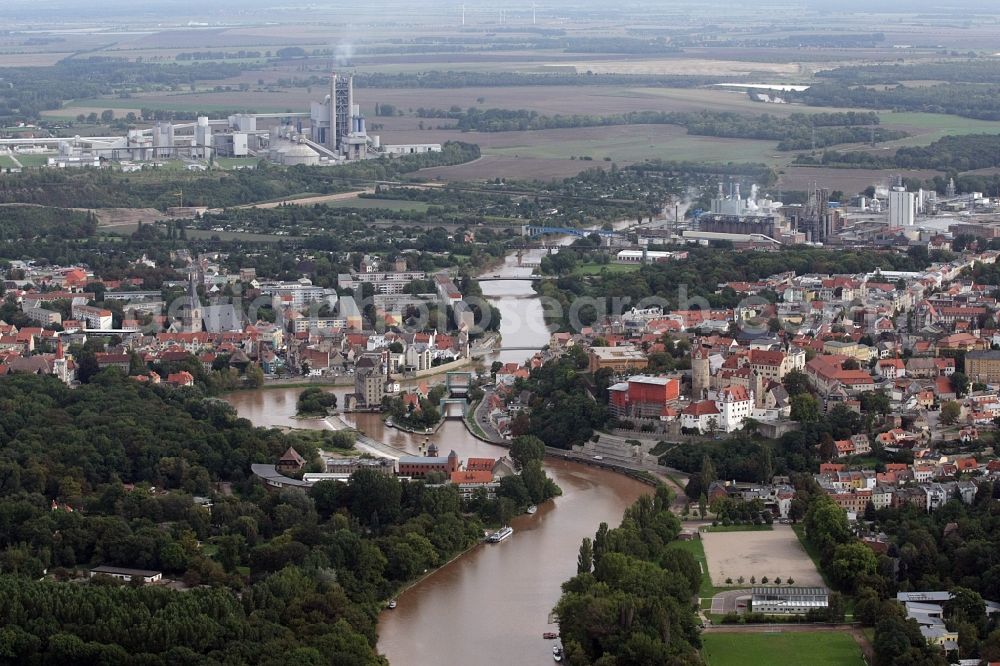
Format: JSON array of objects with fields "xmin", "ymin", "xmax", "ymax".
[
  {"xmin": 1, "ymin": 70, "xmax": 438, "ymax": 168},
  {"xmin": 889, "ymin": 186, "xmax": 917, "ymax": 227}
]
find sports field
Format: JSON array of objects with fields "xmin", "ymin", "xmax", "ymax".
[
  {"xmin": 701, "ymin": 525, "xmax": 823, "ymax": 590},
  {"xmin": 701, "ymin": 631, "xmax": 865, "ymax": 666}
]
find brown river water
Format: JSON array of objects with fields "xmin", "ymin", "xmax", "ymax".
[{"xmin": 223, "ymin": 256, "xmax": 650, "ymax": 665}]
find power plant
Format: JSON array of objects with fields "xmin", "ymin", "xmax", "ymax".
[{"xmin": 0, "ymin": 72, "xmax": 440, "ymax": 170}]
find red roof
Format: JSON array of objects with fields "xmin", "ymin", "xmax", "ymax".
[
  {"xmin": 450, "ymin": 470, "xmax": 494, "ymax": 485},
  {"xmin": 682, "ymin": 400, "xmax": 719, "ymax": 416},
  {"xmin": 465, "ymin": 458, "xmax": 495, "ymax": 472}
]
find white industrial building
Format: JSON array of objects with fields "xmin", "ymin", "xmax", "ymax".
[
  {"xmin": 888, "ymin": 186, "xmax": 917, "ymax": 227},
  {"xmin": 0, "ymin": 71, "xmax": 438, "ymax": 169}
]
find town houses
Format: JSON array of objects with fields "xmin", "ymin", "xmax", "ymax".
[{"xmin": 1, "ymin": 252, "xmax": 476, "ymax": 392}]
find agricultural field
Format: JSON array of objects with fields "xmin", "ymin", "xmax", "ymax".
[
  {"xmin": 322, "ymin": 198, "xmax": 430, "ymax": 212},
  {"xmin": 13, "ymin": 154, "xmax": 51, "ymax": 167},
  {"xmin": 701, "ymin": 631, "xmax": 866, "ymax": 666},
  {"xmin": 777, "ymin": 166, "xmax": 943, "ymax": 194},
  {"xmin": 874, "ymin": 111, "xmax": 1000, "ymax": 148},
  {"xmin": 572, "ymin": 261, "xmax": 642, "ymax": 276}
]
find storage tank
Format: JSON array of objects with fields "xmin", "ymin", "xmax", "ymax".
[{"xmin": 281, "ymin": 143, "xmax": 320, "ymax": 166}]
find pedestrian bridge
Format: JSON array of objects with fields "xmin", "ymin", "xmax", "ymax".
[
  {"xmin": 522, "ymin": 225, "xmax": 624, "ymax": 239},
  {"xmin": 477, "ymin": 275, "xmax": 546, "ymax": 282}
]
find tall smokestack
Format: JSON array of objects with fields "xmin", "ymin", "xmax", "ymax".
[
  {"xmin": 347, "ymin": 74, "xmax": 354, "ymax": 129},
  {"xmin": 329, "ymin": 71, "xmax": 337, "ymax": 150}
]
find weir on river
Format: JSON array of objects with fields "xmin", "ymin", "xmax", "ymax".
[{"xmin": 223, "ymin": 249, "xmax": 651, "ymax": 666}]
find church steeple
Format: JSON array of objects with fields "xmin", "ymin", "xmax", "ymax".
[{"xmin": 184, "ymin": 271, "xmax": 203, "ymax": 333}]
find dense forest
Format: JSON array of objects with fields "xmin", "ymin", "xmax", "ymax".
[
  {"xmin": 795, "ymin": 134, "xmax": 1000, "ymax": 172},
  {"xmin": 817, "ymin": 60, "xmax": 1000, "ymax": 86},
  {"xmin": 428, "ymin": 107, "xmax": 903, "ymax": 151},
  {"xmin": 0, "ymin": 206, "xmax": 97, "ymax": 241},
  {"xmin": 555, "ymin": 485, "xmax": 704, "ymax": 665},
  {"xmin": 795, "ymin": 82, "xmax": 1000, "ymax": 121},
  {"xmin": 0, "ymin": 58, "xmax": 245, "ymax": 121},
  {"xmin": 0, "ymin": 373, "xmax": 550, "ymax": 663},
  {"xmin": 508, "ymin": 347, "xmax": 611, "ymax": 450},
  {"xmin": 0, "ymin": 142, "xmax": 480, "ymax": 209}
]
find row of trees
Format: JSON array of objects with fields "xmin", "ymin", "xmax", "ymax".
[
  {"xmin": 795, "ymin": 134, "xmax": 1000, "ymax": 172},
  {"xmin": 555, "ymin": 486, "xmax": 703, "ymax": 665},
  {"xmin": 440, "ymin": 107, "xmax": 903, "ymax": 151},
  {"xmin": 795, "ymin": 81, "xmax": 1000, "ymax": 121},
  {"xmin": 0, "ymin": 58, "xmax": 245, "ymax": 121}
]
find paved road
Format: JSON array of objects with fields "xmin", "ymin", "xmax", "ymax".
[
  {"xmin": 236, "ymin": 188, "xmax": 372, "ymax": 209},
  {"xmin": 709, "ymin": 589, "xmax": 751, "ymax": 615}
]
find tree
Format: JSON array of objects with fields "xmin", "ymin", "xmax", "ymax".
[
  {"xmin": 860, "ymin": 389, "xmax": 890, "ymax": 415},
  {"xmin": 940, "ymin": 400, "xmax": 961, "ymax": 426},
  {"xmin": 577, "ymin": 537, "xmax": 593, "ymax": 574},
  {"xmin": 818, "ymin": 434, "xmax": 838, "ymax": 461},
  {"xmin": 245, "ymin": 364, "xmax": 264, "ymax": 388},
  {"xmin": 509, "ymin": 435, "xmax": 545, "ymax": 468},
  {"xmin": 790, "ymin": 394, "xmax": 820, "ymax": 423},
  {"xmin": 829, "ymin": 542, "xmax": 879, "ymax": 592},
  {"xmin": 782, "ymin": 369, "xmax": 810, "ymax": 397},
  {"xmin": 946, "ymin": 587, "xmax": 987, "ymax": 627},
  {"xmin": 699, "ymin": 455, "xmax": 717, "ymax": 494},
  {"xmin": 950, "ymin": 372, "xmax": 970, "ymax": 398}
]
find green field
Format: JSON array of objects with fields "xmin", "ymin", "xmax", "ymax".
[
  {"xmin": 875, "ymin": 111, "xmax": 1000, "ymax": 148},
  {"xmin": 702, "ymin": 632, "xmax": 864, "ymax": 666},
  {"xmin": 215, "ymin": 157, "xmax": 259, "ymax": 170},
  {"xmin": 702, "ymin": 524, "xmax": 774, "ymax": 533},
  {"xmin": 324, "ymin": 198, "xmax": 431, "ymax": 212},
  {"xmin": 573, "ymin": 261, "xmax": 642, "ymax": 275},
  {"xmin": 484, "ymin": 131, "xmax": 782, "ymax": 166},
  {"xmin": 0, "ymin": 155, "xmax": 20, "ymax": 168},
  {"xmin": 14, "ymin": 154, "xmax": 51, "ymax": 167}
]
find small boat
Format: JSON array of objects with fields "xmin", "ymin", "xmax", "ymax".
[
  {"xmin": 387, "ymin": 599, "xmax": 397, "ymax": 609},
  {"xmin": 487, "ymin": 526, "xmax": 514, "ymax": 543},
  {"xmin": 542, "ymin": 632, "xmax": 558, "ymax": 640},
  {"xmin": 553, "ymin": 645, "xmax": 563, "ymax": 661},
  {"xmin": 527, "ymin": 505, "xmax": 537, "ymax": 515}
]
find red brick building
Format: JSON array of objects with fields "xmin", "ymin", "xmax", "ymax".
[{"xmin": 608, "ymin": 375, "xmax": 680, "ymax": 418}]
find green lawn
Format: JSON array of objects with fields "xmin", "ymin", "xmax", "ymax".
[
  {"xmin": 701, "ymin": 632, "xmax": 865, "ymax": 666},
  {"xmin": 573, "ymin": 261, "xmax": 642, "ymax": 275},
  {"xmin": 791, "ymin": 524, "xmax": 833, "ymax": 588},
  {"xmin": 14, "ymin": 153, "xmax": 51, "ymax": 167},
  {"xmin": 702, "ymin": 524, "xmax": 773, "ymax": 533},
  {"xmin": 0, "ymin": 154, "xmax": 19, "ymax": 168}
]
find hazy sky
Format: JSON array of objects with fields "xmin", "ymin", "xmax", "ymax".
[{"xmin": 4, "ymin": 0, "xmax": 992, "ymax": 19}]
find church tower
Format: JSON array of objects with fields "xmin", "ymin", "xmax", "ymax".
[
  {"xmin": 691, "ymin": 346, "xmax": 710, "ymax": 400},
  {"xmin": 183, "ymin": 272, "xmax": 203, "ymax": 333}
]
